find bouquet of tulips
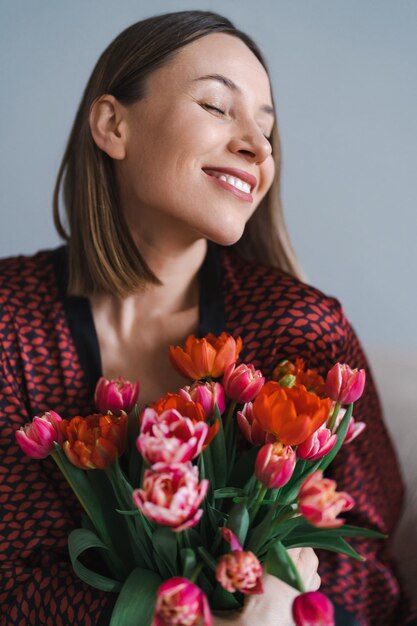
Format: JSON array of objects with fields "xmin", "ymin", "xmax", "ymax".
[{"xmin": 16, "ymin": 332, "xmax": 381, "ymax": 626}]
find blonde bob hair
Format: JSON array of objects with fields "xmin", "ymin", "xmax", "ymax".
[{"xmin": 53, "ymin": 10, "xmax": 304, "ymax": 296}]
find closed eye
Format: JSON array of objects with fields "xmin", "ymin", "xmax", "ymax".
[{"xmin": 202, "ymin": 103, "xmax": 225, "ymax": 115}]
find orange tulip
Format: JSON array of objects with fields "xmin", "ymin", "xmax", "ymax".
[
  {"xmin": 252, "ymin": 382, "xmax": 331, "ymax": 446},
  {"xmin": 272, "ymin": 358, "xmax": 327, "ymax": 397},
  {"xmin": 61, "ymin": 412, "xmax": 128, "ymax": 469},
  {"xmin": 151, "ymin": 392, "xmax": 219, "ymax": 446},
  {"xmin": 169, "ymin": 332, "xmax": 242, "ymax": 380}
]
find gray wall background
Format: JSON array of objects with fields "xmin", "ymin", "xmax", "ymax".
[{"xmin": 1, "ymin": 0, "xmax": 417, "ymax": 591}]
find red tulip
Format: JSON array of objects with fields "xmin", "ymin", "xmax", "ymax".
[
  {"xmin": 179, "ymin": 380, "xmax": 226, "ymax": 418},
  {"xmin": 94, "ymin": 376, "xmax": 139, "ymax": 414},
  {"xmin": 292, "ymin": 591, "xmax": 335, "ymax": 626},
  {"xmin": 325, "ymin": 363, "xmax": 366, "ymax": 404},
  {"xmin": 153, "ymin": 577, "xmax": 212, "ymax": 626},
  {"xmin": 255, "ymin": 442, "xmax": 296, "ymax": 489},
  {"xmin": 222, "ymin": 362, "xmax": 265, "ymax": 403},
  {"xmin": 15, "ymin": 410, "xmax": 63, "ymax": 459}
]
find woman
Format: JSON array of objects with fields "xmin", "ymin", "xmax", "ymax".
[{"xmin": 0, "ymin": 10, "xmax": 413, "ymax": 626}]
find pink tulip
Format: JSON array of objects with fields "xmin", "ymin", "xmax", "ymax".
[
  {"xmin": 94, "ymin": 375, "xmax": 139, "ymax": 414},
  {"xmin": 223, "ymin": 362, "xmax": 265, "ymax": 403},
  {"xmin": 136, "ymin": 407, "xmax": 208, "ymax": 466},
  {"xmin": 332, "ymin": 406, "xmax": 366, "ymax": 445},
  {"xmin": 255, "ymin": 442, "xmax": 296, "ymax": 489},
  {"xmin": 153, "ymin": 577, "xmax": 212, "ymax": 626},
  {"xmin": 325, "ymin": 363, "xmax": 366, "ymax": 404},
  {"xmin": 179, "ymin": 380, "xmax": 226, "ymax": 418},
  {"xmin": 15, "ymin": 411, "xmax": 63, "ymax": 459},
  {"xmin": 298, "ymin": 470, "xmax": 354, "ymax": 528},
  {"xmin": 292, "ymin": 591, "xmax": 335, "ymax": 626},
  {"xmin": 297, "ymin": 425, "xmax": 337, "ymax": 461},
  {"xmin": 133, "ymin": 462, "xmax": 208, "ymax": 532},
  {"xmin": 216, "ymin": 527, "xmax": 264, "ymax": 595},
  {"xmin": 236, "ymin": 402, "xmax": 276, "ymax": 445}
]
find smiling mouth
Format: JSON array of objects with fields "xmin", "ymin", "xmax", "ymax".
[{"xmin": 202, "ymin": 169, "xmax": 254, "ymax": 203}]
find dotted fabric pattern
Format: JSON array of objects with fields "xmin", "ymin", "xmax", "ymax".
[{"xmin": 0, "ymin": 247, "xmax": 413, "ymax": 625}]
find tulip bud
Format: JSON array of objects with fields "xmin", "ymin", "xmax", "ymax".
[
  {"xmin": 298, "ymin": 470, "xmax": 354, "ymax": 528},
  {"xmin": 153, "ymin": 577, "xmax": 212, "ymax": 626},
  {"xmin": 215, "ymin": 527, "xmax": 263, "ymax": 595},
  {"xmin": 236, "ymin": 402, "xmax": 276, "ymax": 446},
  {"xmin": 292, "ymin": 591, "xmax": 335, "ymax": 626},
  {"xmin": 297, "ymin": 425, "xmax": 337, "ymax": 461},
  {"xmin": 255, "ymin": 442, "xmax": 296, "ymax": 489},
  {"xmin": 94, "ymin": 376, "xmax": 139, "ymax": 414},
  {"xmin": 325, "ymin": 363, "xmax": 366, "ymax": 404},
  {"xmin": 222, "ymin": 362, "xmax": 265, "ymax": 403},
  {"xmin": 179, "ymin": 380, "xmax": 226, "ymax": 418},
  {"xmin": 15, "ymin": 411, "xmax": 63, "ymax": 459},
  {"xmin": 332, "ymin": 406, "xmax": 366, "ymax": 444}
]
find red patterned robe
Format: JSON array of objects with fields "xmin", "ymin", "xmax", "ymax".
[{"xmin": 0, "ymin": 243, "xmax": 413, "ymax": 625}]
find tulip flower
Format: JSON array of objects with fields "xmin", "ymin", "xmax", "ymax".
[
  {"xmin": 133, "ymin": 462, "xmax": 208, "ymax": 532},
  {"xmin": 255, "ymin": 442, "xmax": 296, "ymax": 489},
  {"xmin": 153, "ymin": 577, "xmax": 212, "ymax": 626},
  {"xmin": 136, "ymin": 407, "xmax": 208, "ymax": 466},
  {"xmin": 169, "ymin": 332, "xmax": 242, "ymax": 380},
  {"xmin": 15, "ymin": 410, "xmax": 63, "ymax": 459},
  {"xmin": 292, "ymin": 591, "xmax": 335, "ymax": 626},
  {"xmin": 253, "ymin": 382, "xmax": 331, "ymax": 446},
  {"xmin": 236, "ymin": 402, "xmax": 276, "ymax": 446},
  {"xmin": 216, "ymin": 527, "xmax": 263, "ymax": 595},
  {"xmin": 94, "ymin": 375, "xmax": 139, "ymax": 414},
  {"xmin": 152, "ymin": 392, "xmax": 218, "ymax": 446},
  {"xmin": 298, "ymin": 470, "xmax": 354, "ymax": 528},
  {"xmin": 179, "ymin": 380, "xmax": 226, "ymax": 418},
  {"xmin": 297, "ymin": 425, "xmax": 337, "ymax": 461},
  {"xmin": 222, "ymin": 362, "xmax": 265, "ymax": 403},
  {"xmin": 332, "ymin": 406, "xmax": 366, "ymax": 444},
  {"xmin": 325, "ymin": 363, "xmax": 366, "ymax": 404},
  {"xmin": 61, "ymin": 412, "xmax": 128, "ymax": 469},
  {"xmin": 272, "ymin": 358, "xmax": 327, "ymax": 397}
]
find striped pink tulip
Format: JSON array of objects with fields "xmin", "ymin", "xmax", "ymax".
[
  {"xmin": 15, "ymin": 411, "xmax": 63, "ymax": 459},
  {"xmin": 298, "ymin": 470, "xmax": 354, "ymax": 528},
  {"xmin": 153, "ymin": 577, "xmax": 212, "ymax": 626},
  {"xmin": 297, "ymin": 425, "xmax": 337, "ymax": 461},
  {"xmin": 223, "ymin": 362, "xmax": 265, "ymax": 403},
  {"xmin": 333, "ymin": 406, "xmax": 366, "ymax": 444},
  {"xmin": 325, "ymin": 363, "xmax": 365, "ymax": 404},
  {"xmin": 133, "ymin": 462, "xmax": 208, "ymax": 532},
  {"xmin": 236, "ymin": 402, "xmax": 276, "ymax": 445},
  {"xmin": 136, "ymin": 407, "xmax": 208, "ymax": 466},
  {"xmin": 255, "ymin": 442, "xmax": 296, "ymax": 489},
  {"xmin": 292, "ymin": 591, "xmax": 335, "ymax": 626},
  {"xmin": 94, "ymin": 375, "xmax": 139, "ymax": 414},
  {"xmin": 216, "ymin": 528, "xmax": 263, "ymax": 595},
  {"xmin": 179, "ymin": 380, "xmax": 226, "ymax": 418}
]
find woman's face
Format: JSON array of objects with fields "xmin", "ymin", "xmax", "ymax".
[{"xmin": 116, "ymin": 32, "xmax": 276, "ymax": 248}]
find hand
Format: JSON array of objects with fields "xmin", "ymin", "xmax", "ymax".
[{"xmin": 213, "ymin": 548, "xmax": 320, "ymax": 626}]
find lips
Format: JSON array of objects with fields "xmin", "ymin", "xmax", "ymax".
[{"xmin": 202, "ymin": 166, "xmax": 257, "ymax": 192}]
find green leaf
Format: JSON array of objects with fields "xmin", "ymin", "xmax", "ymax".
[
  {"xmin": 152, "ymin": 527, "xmax": 178, "ymax": 578},
  {"xmin": 68, "ymin": 528, "xmax": 123, "ymax": 592},
  {"xmin": 229, "ymin": 446, "xmax": 259, "ymax": 488},
  {"xmin": 227, "ymin": 501, "xmax": 250, "ymax": 547},
  {"xmin": 209, "ymin": 405, "xmax": 228, "ymax": 488},
  {"xmin": 284, "ymin": 535, "xmax": 365, "ymax": 560},
  {"xmin": 214, "ymin": 487, "xmax": 246, "ymax": 499},
  {"xmin": 110, "ymin": 567, "xmax": 162, "ymax": 626},
  {"xmin": 266, "ymin": 540, "xmax": 304, "ymax": 591},
  {"xmin": 197, "ymin": 546, "xmax": 218, "ymax": 572},
  {"xmin": 211, "ymin": 584, "xmax": 242, "ymax": 611},
  {"xmin": 286, "ymin": 521, "xmax": 386, "ymax": 541},
  {"xmin": 181, "ymin": 548, "xmax": 197, "ymax": 579}
]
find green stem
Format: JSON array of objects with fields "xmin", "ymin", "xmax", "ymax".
[
  {"xmin": 190, "ymin": 563, "xmax": 203, "ymax": 583},
  {"xmin": 327, "ymin": 400, "xmax": 342, "ymax": 432},
  {"xmin": 250, "ymin": 483, "xmax": 268, "ymax": 522},
  {"xmin": 224, "ymin": 401, "xmax": 237, "ymax": 447}
]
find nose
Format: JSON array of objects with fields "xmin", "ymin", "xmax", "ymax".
[{"xmin": 228, "ymin": 119, "xmax": 273, "ymax": 164}]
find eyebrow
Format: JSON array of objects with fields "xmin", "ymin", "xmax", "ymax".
[{"xmin": 192, "ymin": 73, "xmax": 275, "ymax": 118}]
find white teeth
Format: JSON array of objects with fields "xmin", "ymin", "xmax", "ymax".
[{"xmin": 211, "ymin": 172, "xmax": 251, "ymax": 193}]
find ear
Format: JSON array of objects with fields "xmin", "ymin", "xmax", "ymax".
[{"xmin": 89, "ymin": 95, "xmax": 127, "ymax": 160}]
